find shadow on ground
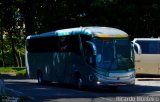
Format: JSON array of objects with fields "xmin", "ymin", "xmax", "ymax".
[
  {"xmin": 0, "ymin": 73, "xmax": 27, "ymax": 79},
  {"xmin": 3, "ymin": 74, "xmax": 160, "ymax": 102}
]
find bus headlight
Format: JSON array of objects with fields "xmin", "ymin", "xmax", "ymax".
[{"xmin": 97, "ymin": 81, "xmax": 101, "ymax": 85}]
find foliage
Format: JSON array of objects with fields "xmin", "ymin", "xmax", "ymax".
[
  {"xmin": 0, "ymin": 67, "xmax": 26, "ymax": 76},
  {"xmin": 1, "ymin": 0, "xmax": 160, "ymax": 67},
  {"xmin": 0, "ymin": 0, "xmax": 25, "ymax": 67}
]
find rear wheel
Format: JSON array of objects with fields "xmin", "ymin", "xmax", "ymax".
[{"xmin": 37, "ymin": 72, "xmax": 44, "ymax": 84}]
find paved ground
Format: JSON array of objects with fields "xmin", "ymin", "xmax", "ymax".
[{"xmin": 3, "ymin": 78, "xmax": 160, "ymax": 102}]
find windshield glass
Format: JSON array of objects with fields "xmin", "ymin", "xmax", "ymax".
[
  {"xmin": 94, "ymin": 38, "xmax": 114, "ymax": 69},
  {"xmin": 115, "ymin": 39, "xmax": 134, "ymax": 69},
  {"xmin": 94, "ymin": 38, "xmax": 134, "ymax": 70}
]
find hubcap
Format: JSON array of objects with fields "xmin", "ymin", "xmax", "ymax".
[
  {"xmin": 78, "ymin": 78, "xmax": 82, "ymax": 88},
  {"xmin": 38, "ymin": 73, "xmax": 42, "ymax": 83}
]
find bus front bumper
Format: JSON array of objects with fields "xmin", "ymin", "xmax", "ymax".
[{"xmin": 95, "ymin": 72, "xmax": 135, "ymax": 87}]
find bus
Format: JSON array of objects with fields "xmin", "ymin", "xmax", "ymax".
[
  {"xmin": 25, "ymin": 26, "xmax": 135, "ymax": 88},
  {"xmin": 133, "ymin": 38, "xmax": 160, "ymax": 75}
]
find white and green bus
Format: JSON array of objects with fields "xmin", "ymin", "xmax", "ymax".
[{"xmin": 25, "ymin": 26, "xmax": 135, "ymax": 88}]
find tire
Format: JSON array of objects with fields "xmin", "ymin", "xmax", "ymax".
[
  {"xmin": 77, "ymin": 78, "xmax": 83, "ymax": 89},
  {"xmin": 72, "ymin": 73, "xmax": 83, "ymax": 89},
  {"xmin": 37, "ymin": 72, "xmax": 44, "ymax": 84}
]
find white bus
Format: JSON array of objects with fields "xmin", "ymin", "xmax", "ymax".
[{"xmin": 133, "ymin": 38, "xmax": 160, "ymax": 75}]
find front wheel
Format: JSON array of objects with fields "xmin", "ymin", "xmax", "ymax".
[
  {"xmin": 72, "ymin": 74, "xmax": 83, "ymax": 89},
  {"xmin": 77, "ymin": 78, "xmax": 83, "ymax": 89},
  {"xmin": 37, "ymin": 72, "xmax": 44, "ymax": 84}
]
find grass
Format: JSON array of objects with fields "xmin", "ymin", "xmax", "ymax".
[{"xmin": 0, "ymin": 67, "xmax": 26, "ymax": 77}]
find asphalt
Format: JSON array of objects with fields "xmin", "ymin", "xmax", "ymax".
[
  {"xmin": 1, "ymin": 73, "xmax": 160, "ymax": 102},
  {"xmin": 0, "ymin": 73, "xmax": 34, "ymax": 102},
  {"xmin": 4, "ymin": 88, "xmax": 35, "ymax": 102}
]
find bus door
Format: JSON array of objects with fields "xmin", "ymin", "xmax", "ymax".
[
  {"xmin": 55, "ymin": 36, "xmax": 68, "ymax": 82},
  {"xmin": 83, "ymin": 41, "xmax": 96, "ymax": 67}
]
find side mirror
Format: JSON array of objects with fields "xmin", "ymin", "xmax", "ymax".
[
  {"xmin": 132, "ymin": 41, "xmax": 142, "ymax": 55},
  {"xmin": 85, "ymin": 41, "xmax": 97, "ymax": 55},
  {"xmin": 84, "ymin": 41, "xmax": 97, "ymax": 66}
]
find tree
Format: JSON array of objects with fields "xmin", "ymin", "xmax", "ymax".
[{"xmin": 0, "ymin": 0, "xmax": 25, "ymax": 67}]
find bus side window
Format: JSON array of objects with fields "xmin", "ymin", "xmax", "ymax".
[
  {"xmin": 80, "ymin": 34, "xmax": 92, "ymax": 53},
  {"xmin": 68, "ymin": 35, "xmax": 81, "ymax": 55},
  {"xmin": 136, "ymin": 40, "xmax": 160, "ymax": 54},
  {"xmin": 59, "ymin": 36, "xmax": 68, "ymax": 52},
  {"xmin": 158, "ymin": 41, "xmax": 160, "ymax": 54},
  {"xmin": 27, "ymin": 36, "xmax": 59, "ymax": 53}
]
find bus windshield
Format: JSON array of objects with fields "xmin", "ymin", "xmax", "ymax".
[
  {"xmin": 94, "ymin": 38, "xmax": 134, "ymax": 70},
  {"xmin": 115, "ymin": 39, "xmax": 134, "ymax": 70}
]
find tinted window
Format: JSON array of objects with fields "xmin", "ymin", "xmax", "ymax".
[
  {"xmin": 27, "ymin": 35, "xmax": 81, "ymax": 54},
  {"xmin": 26, "ymin": 36, "xmax": 59, "ymax": 53},
  {"xmin": 59, "ymin": 35, "xmax": 81, "ymax": 55},
  {"xmin": 69, "ymin": 35, "xmax": 81, "ymax": 54},
  {"xmin": 80, "ymin": 34, "xmax": 92, "ymax": 54},
  {"xmin": 136, "ymin": 40, "xmax": 160, "ymax": 54}
]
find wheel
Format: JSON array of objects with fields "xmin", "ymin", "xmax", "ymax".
[
  {"xmin": 72, "ymin": 73, "xmax": 83, "ymax": 89},
  {"xmin": 77, "ymin": 78, "xmax": 83, "ymax": 89},
  {"xmin": 37, "ymin": 72, "xmax": 44, "ymax": 84}
]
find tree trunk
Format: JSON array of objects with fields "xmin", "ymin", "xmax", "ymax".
[
  {"xmin": 0, "ymin": 28, "xmax": 5, "ymax": 67},
  {"xmin": 25, "ymin": 0, "xmax": 36, "ymax": 36},
  {"xmin": 9, "ymin": 30, "xmax": 18, "ymax": 66},
  {"xmin": 18, "ymin": 50, "xmax": 23, "ymax": 67}
]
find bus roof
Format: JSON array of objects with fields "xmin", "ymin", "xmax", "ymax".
[{"xmin": 27, "ymin": 26, "xmax": 128, "ymax": 39}]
